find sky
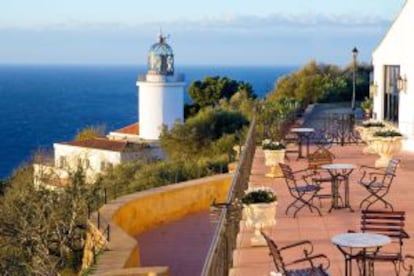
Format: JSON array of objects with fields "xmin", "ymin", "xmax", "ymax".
[{"xmin": 0, "ymin": 0, "xmax": 406, "ymax": 66}]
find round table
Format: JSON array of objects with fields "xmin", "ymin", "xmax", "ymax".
[
  {"xmin": 332, "ymin": 232, "xmax": 391, "ymax": 276},
  {"xmin": 321, "ymin": 163, "xmax": 356, "ymax": 212},
  {"xmin": 290, "ymin": 128, "xmax": 315, "ymax": 159}
]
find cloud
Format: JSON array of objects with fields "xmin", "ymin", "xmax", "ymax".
[
  {"xmin": 0, "ymin": 13, "xmax": 392, "ymax": 65},
  {"xmin": 0, "ymin": 13, "xmax": 391, "ymax": 32}
]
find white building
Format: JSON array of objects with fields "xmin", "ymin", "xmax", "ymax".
[
  {"xmin": 34, "ymin": 34, "xmax": 182, "ymax": 188},
  {"xmin": 34, "ymin": 138, "xmax": 152, "ymax": 188},
  {"xmin": 372, "ymin": 0, "xmax": 414, "ymax": 149},
  {"xmin": 136, "ymin": 34, "xmax": 185, "ymax": 140}
]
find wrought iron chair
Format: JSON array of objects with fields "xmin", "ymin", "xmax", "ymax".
[
  {"xmin": 307, "ymin": 148, "xmax": 335, "ymax": 172},
  {"xmin": 307, "ymin": 148, "xmax": 336, "ymax": 206},
  {"xmin": 283, "ymin": 132, "xmax": 300, "ymax": 160},
  {"xmin": 359, "ymin": 159, "xmax": 399, "ymax": 211},
  {"xmin": 279, "ymin": 163, "xmax": 322, "ymax": 218},
  {"xmin": 353, "ymin": 210, "xmax": 410, "ymax": 275},
  {"xmin": 261, "ymin": 231, "xmax": 330, "ymax": 276}
]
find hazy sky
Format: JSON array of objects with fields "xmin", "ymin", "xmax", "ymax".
[{"xmin": 0, "ymin": 0, "xmax": 406, "ymax": 66}]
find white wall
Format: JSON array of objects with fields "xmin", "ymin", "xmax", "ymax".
[
  {"xmin": 137, "ymin": 76, "xmax": 184, "ymax": 140},
  {"xmin": 372, "ymin": 0, "xmax": 414, "ymax": 147},
  {"xmin": 54, "ymin": 143, "xmax": 122, "ymax": 181}
]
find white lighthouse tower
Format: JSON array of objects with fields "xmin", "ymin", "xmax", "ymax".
[{"xmin": 136, "ymin": 34, "xmax": 185, "ymax": 140}]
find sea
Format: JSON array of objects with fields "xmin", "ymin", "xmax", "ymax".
[{"xmin": 0, "ymin": 65, "xmax": 296, "ymax": 179}]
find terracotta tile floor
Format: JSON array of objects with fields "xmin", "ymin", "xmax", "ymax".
[
  {"xmin": 230, "ymin": 143, "xmax": 414, "ymax": 276},
  {"xmin": 136, "ymin": 211, "xmax": 217, "ymax": 276}
]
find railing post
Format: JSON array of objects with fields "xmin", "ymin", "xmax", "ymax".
[
  {"xmin": 107, "ymin": 225, "xmax": 110, "ymax": 242},
  {"xmin": 104, "ymin": 188, "xmax": 107, "ymax": 204}
]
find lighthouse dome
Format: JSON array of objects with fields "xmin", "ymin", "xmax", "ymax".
[{"xmin": 148, "ymin": 34, "xmax": 174, "ymax": 76}]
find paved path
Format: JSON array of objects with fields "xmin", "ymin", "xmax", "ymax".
[{"xmin": 135, "ymin": 211, "xmax": 217, "ymax": 276}]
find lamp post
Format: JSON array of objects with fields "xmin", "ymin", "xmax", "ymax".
[{"xmin": 351, "ymin": 47, "xmax": 358, "ymax": 111}]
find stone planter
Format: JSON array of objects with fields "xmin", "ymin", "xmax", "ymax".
[
  {"xmin": 263, "ymin": 149, "xmax": 286, "ymax": 178},
  {"xmin": 357, "ymin": 126, "xmax": 384, "ymax": 154},
  {"xmin": 244, "ymin": 201, "xmax": 277, "ymax": 246},
  {"xmin": 370, "ymin": 136, "xmax": 404, "ymax": 167}
]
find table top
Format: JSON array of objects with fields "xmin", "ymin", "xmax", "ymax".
[
  {"xmin": 321, "ymin": 163, "xmax": 356, "ymax": 170},
  {"xmin": 291, "ymin": 127, "xmax": 315, "ymax": 133},
  {"xmin": 331, "ymin": 232, "xmax": 391, "ymax": 249}
]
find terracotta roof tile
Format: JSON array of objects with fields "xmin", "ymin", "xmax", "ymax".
[
  {"xmin": 113, "ymin": 123, "xmax": 139, "ymax": 135},
  {"xmin": 61, "ymin": 138, "xmax": 146, "ymax": 152}
]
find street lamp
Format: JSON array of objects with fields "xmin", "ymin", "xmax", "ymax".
[{"xmin": 351, "ymin": 47, "xmax": 358, "ymax": 111}]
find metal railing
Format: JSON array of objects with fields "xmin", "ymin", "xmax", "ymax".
[{"xmin": 201, "ymin": 118, "xmax": 257, "ymax": 276}]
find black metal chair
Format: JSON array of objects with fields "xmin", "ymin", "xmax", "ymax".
[
  {"xmin": 354, "ymin": 210, "xmax": 410, "ymax": 275},
  {"xmin": 279, "ymin": 163, "xmax": 322, "ymax": 218},
  {"xmin": 307, "ymin": 148, "xmax": 336, "ymax": 206},
  {"xmin": 359, "ymin": 159, "xmax": 399, "ymax": 211},
  {"xmin": 261, "ymin": 231, "xmax": 330, "ymax": 276}
]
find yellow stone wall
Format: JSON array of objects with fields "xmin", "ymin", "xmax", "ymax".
[
  {"xmin": 89, "ymin": 174, "xmax": 233, "ymax": 274},
  {"xmin": 112, "ymin": 174, "xmax": 232, "ymax": 237}
]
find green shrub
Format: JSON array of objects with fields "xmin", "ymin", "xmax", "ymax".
[{"xmin": 242, "ymin": 189, "xmax": 277, "ymax": 204}]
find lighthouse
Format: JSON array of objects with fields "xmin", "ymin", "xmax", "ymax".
[{"xmin": 136, "ymin": 34, "xmax": 185, "ymax": 140}]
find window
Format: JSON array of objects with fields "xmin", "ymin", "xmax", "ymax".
[
  {"xmin": 100, "ymin": 161, "xmax": 113, "ymax": 171},
  {"xmin": 59, "ymin": 156, "xmax": 67, "ymax": 168},
  {"xmin": 384, "ymin": 65, "xmax": 400, "ymax": 123},
  {"xmin": 84, "ymin": 159, "xmax": 90, "ymax": 169}
]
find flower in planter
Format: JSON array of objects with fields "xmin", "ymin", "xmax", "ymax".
[
  {"xmin": 362, "ymin": 120, "xmax": 385, "ymax": 128},
  {"xmin": 242, "ymin": 187, "xmax": 277, "ymax": 204},
  {"xmin": 262, "ymin": 139, "xmax": 286, "ymax": 150},
  {"xmin": 242, "ymin": 187, "xmax": 277, "ymax": 245},
  {"xmin": 373, "ymin": 129, "xmax": 403, "ymax": 137}
]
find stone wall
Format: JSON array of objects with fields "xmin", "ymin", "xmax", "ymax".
[{"xmin": 91, "ymin": 173, "xmax": 233, "ymax": 275}]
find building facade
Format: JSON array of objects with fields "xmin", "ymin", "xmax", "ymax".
[{"xmin": 372, "ymin": 0, "xmax": 414, "ymax": 149}]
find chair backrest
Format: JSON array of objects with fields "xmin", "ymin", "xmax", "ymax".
[
  {"xmin": 361, "ymin": 210, "xmax": 409, "ymax": 253},
  {"xmin": 279, "ymin": 163, "xmax": 298, "ymax": 191},
  {"xmin": 279, "ymin": 163, "xmax": 294, "ymax": 180},
  {"xmin": 261, "ymin": 231, "xmax": 288, "ymax": 274},
  {"xmin": 380, "ymin": 159, "xmax": 400, "ymax": 188},
  {"xmin": 307, "ymin": 148, "xmax": 335, "ymax": 171},
  {"xmin": 385, "ymin": 159, "xmax": 400, "ymax": 174}
]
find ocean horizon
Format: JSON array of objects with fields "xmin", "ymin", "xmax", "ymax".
[{"xmin": 0, "ymin": 64, "xmax": 296, "ymax": 179}]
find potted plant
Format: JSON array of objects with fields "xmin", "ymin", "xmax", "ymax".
[
  {"xmin": 242, "ymin": 187, "xmax": 277, "ymax": 246},
  {"xmin": 361, "ymin": 97, "xmax": 373, "ymax": 119},
  {"xmin": 370, "ymin": 129, "xmax": 404, "ymax": 167},
  {"xmin": 357, "ymin": 120, "xmax": 386, "ymax": 154},
  {"xmin": 262, "ymin": 139, "xmax": 286, "ymax": 178}
]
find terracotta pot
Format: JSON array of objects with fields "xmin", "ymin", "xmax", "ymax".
[
  {"xmin": 263, "ymin": 149, "xmax": 286, "ymax": 178},
  {"xmin": 370, "ymin": 136, "xmax": 404, "ymax": 167},
  {"xmin": 244, "ymin": 201, "xmax": 277, "ymax": 246}
]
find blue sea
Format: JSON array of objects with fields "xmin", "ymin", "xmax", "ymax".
[{"xmin": 0, "ymin": 65, "xmax": 296, "ymax": 179}]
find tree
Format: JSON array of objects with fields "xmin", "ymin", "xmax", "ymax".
[
  {"xmin": 74, "ymin": 125, "xmax": 106, "ymax": 141},
  {"xmin": 268, "ymin": 60, "xmax": 371, "ymax": 106},
  {"xmin": 0, "ymin": 166, "xmax": 89, "ymax": 274},
  {"xmin": 188, "ymin": 76, "xmax": 255, "ymax": 108},
  {"xmin": 160, "ymin": 107, "xmax": 249, "ymax": 161}
]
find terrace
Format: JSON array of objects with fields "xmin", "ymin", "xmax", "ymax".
[{"xmin": 205, "ymin": 104, "xmax": 414, "ymax": 276}]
